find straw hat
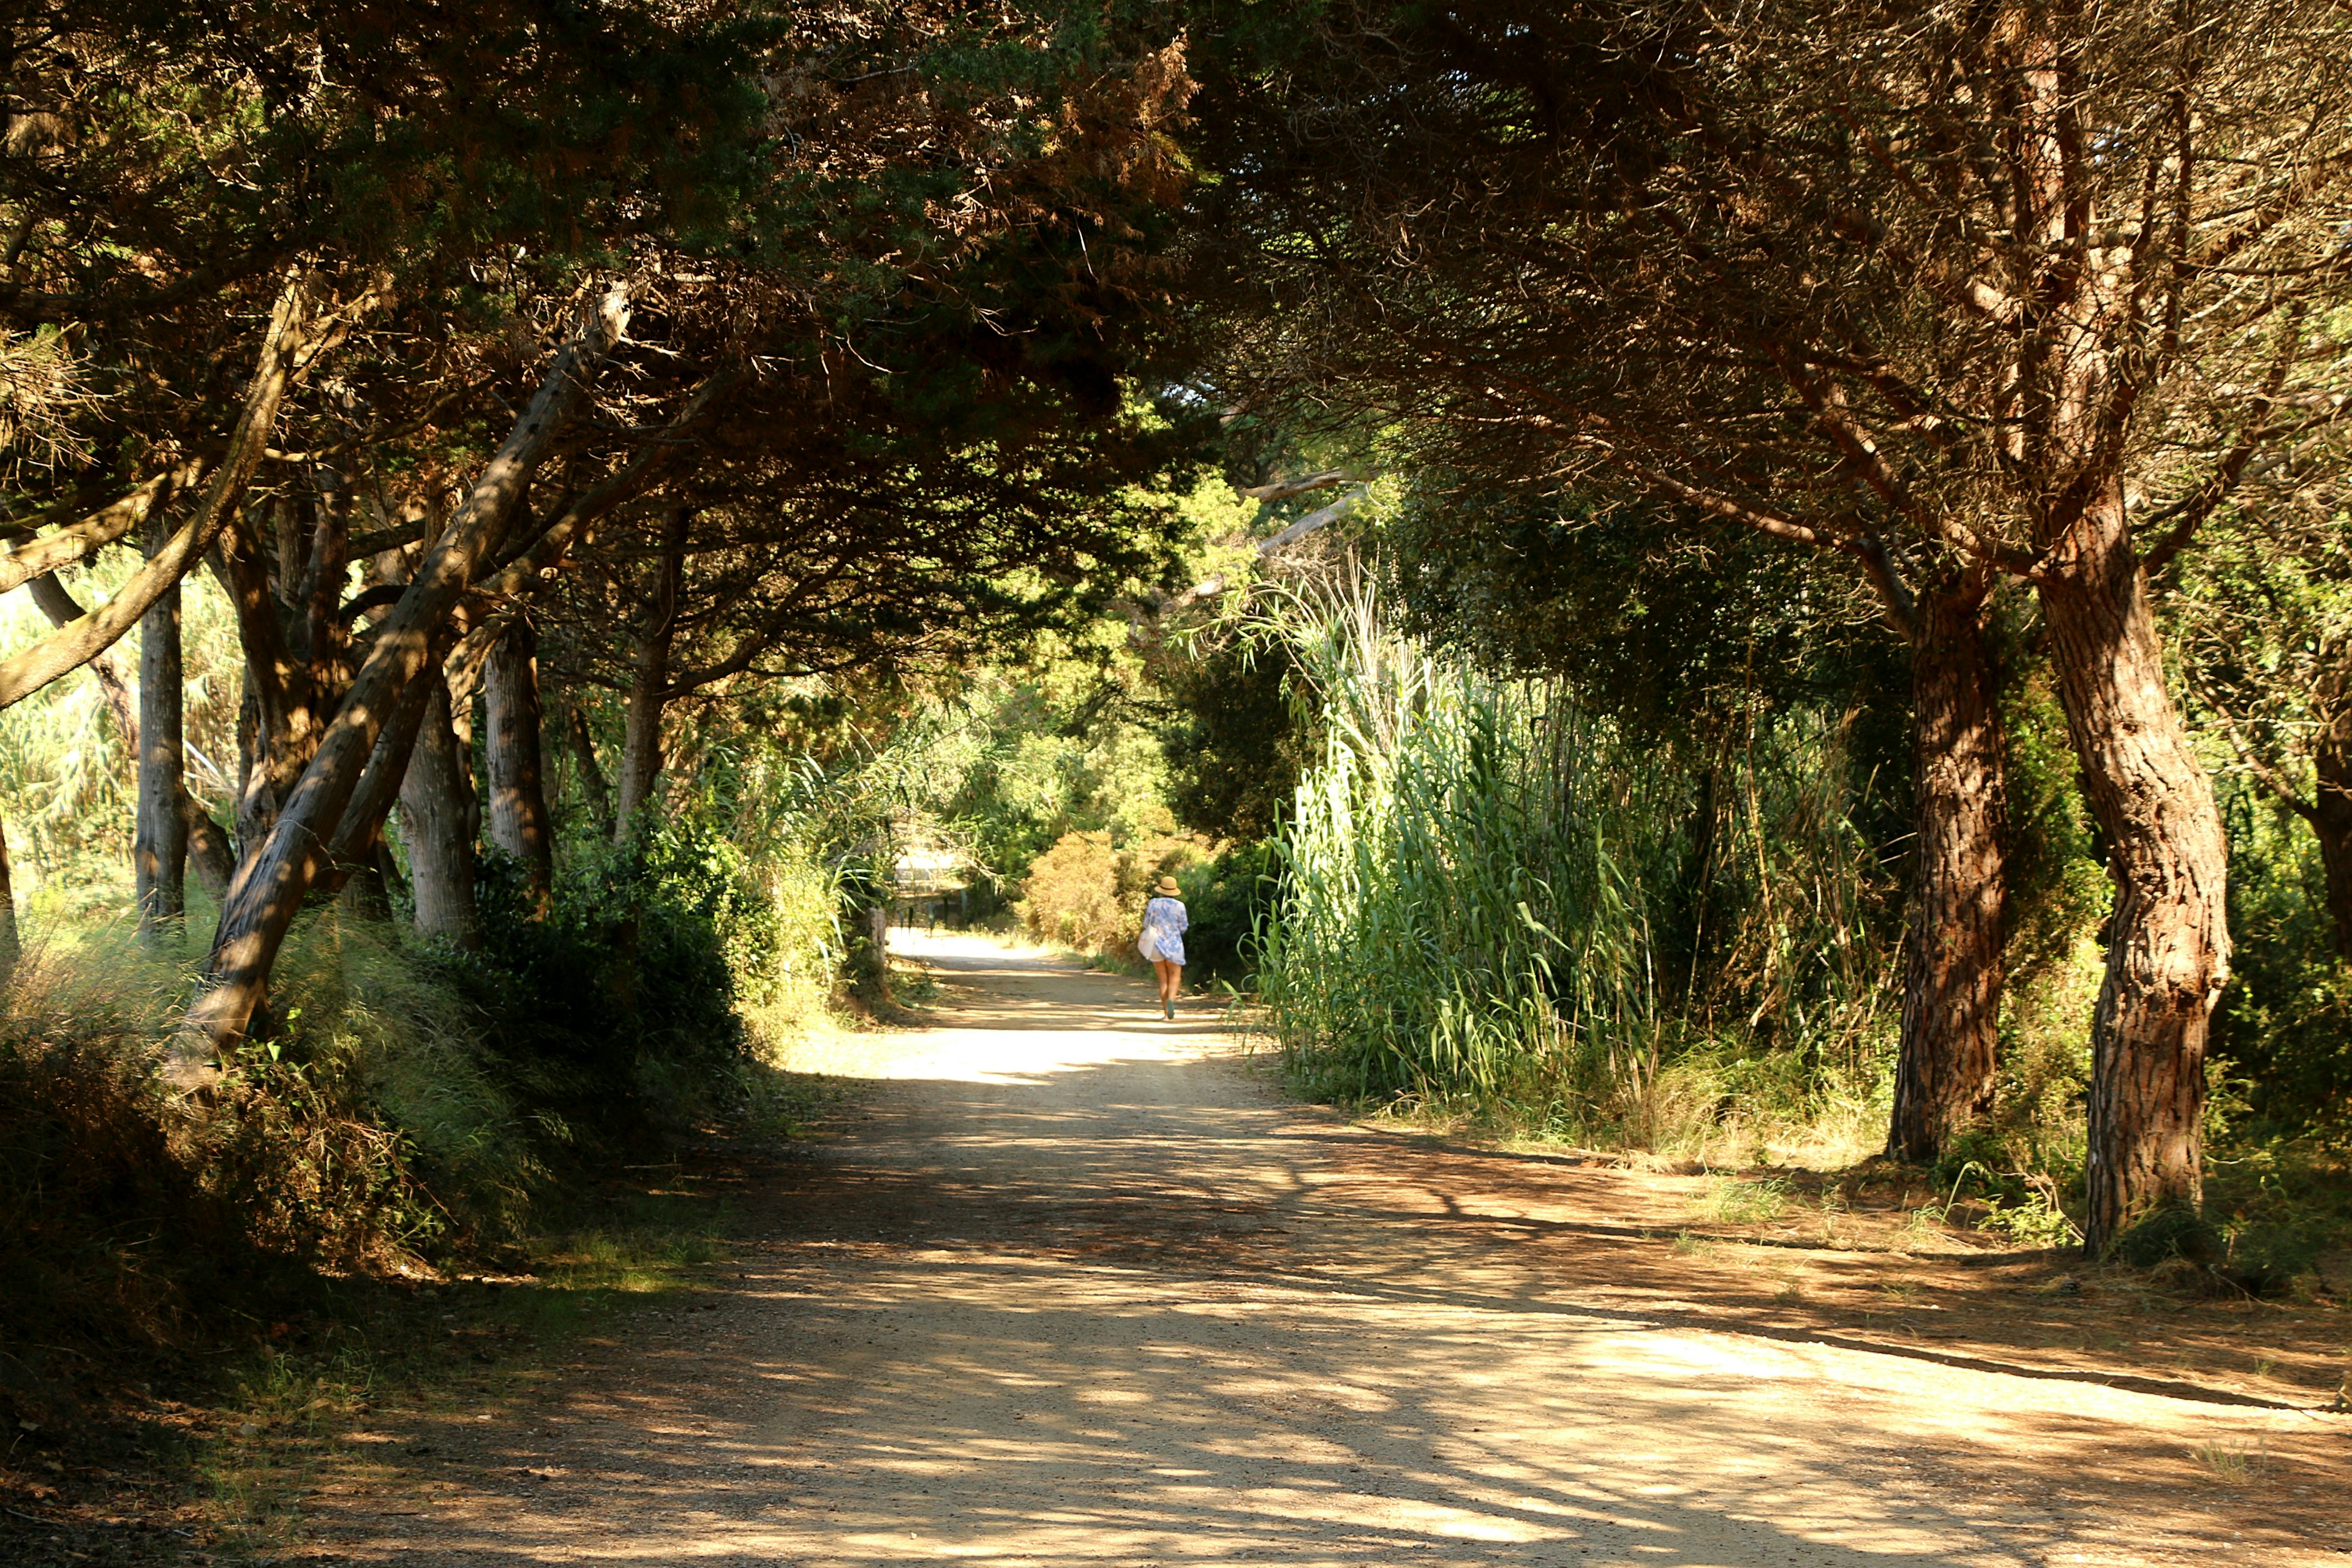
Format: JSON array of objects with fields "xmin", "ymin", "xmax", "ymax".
[{"xmin": 1153, "ymin": 876, "xmax": 1182, "ymax": 895}]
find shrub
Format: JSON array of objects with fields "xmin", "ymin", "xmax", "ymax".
[
  {"xmin": 1017, "ymin": 829, "xmax": 1208, "ymax": 957},
  {"xmin": 1176, "ymin": 839, "xmax": 1280, "ymax": 987},
  {"xmin": 0, "ymin": 918, "xmax": 503, "ymax": 1369},
  {"xmin": 461, "ymin": 821, "xmax": 777, "ymax": 1131}
]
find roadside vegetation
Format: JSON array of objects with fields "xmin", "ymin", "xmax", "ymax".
[{"xmin": 4, "ymin": 4, "xmax": 2352, "ymax": 1547}]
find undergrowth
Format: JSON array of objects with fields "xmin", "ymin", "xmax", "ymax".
[{"xmin": 0, "ymin": 818, "xmax": 850, "ymax": 1457}]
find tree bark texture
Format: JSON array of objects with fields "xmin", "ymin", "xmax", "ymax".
[
  {"xmin": 135, "ymin": 541, "xmax": 189, "ymax": 934},
  {"xmin": 613, "ymin": 505, "xmax": 688, "ymax": 841},
  {"xmin": 182, "ymin": 796, "xmax": 234, "ymax": 900},
  {"xmin": 2039, "ymin": 497, "xmax": 2231, "ymax": 1251},
  {"xmin": 187, "ymin": 286, "xmax": 630, "ymax": 1048},
  {"xmin": 1888, "ymin": 581, "xmax": 2007, "ymax": 1163},
  {"xmin": 212, "ymin": 504, "xmax": 325, "ymax": 851},
  {"xmin": 397, "ymin": 673, "xmax": 480, "ymax": 948},
  {"xmin": 484, "ymin": 619, "xmax": 554, "ymax": 900},
  {"xmin": 0, "ymin": 461, "xmax": 206, "ymax": 598}
]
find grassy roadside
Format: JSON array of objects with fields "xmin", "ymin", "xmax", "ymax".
[{"xmin": 0, "ymin": 1066, "xmax": 867, "ymax": 1567}]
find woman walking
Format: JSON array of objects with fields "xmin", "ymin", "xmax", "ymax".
[{"xmin": 1138, "ymin": 875, "xmax": 1189, "ymax": 1019}]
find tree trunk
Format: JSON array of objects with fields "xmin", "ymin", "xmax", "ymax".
[
  {"xmin": 397, "ymin": 673, "xmax": 480, "ymax": 948},
  {"xmin": 2307, "ymin": 663, "xmax": 2352, "ymax": 963},
  {"xmin": 613, "ymin": 505, "xmax": 688, "ymax": 840},
  {"xmin": 135, "ymin": 535, "xmax": 189, "ymax": 937},
  {"xmin": 24, "ymin": 574, "xmax": 138, "ymax": 748},
  {"xmin": 187, "ymin": 286, "xmax": 630, "ymax": 1048},
  {"xmin": 323, "ymin": 665, "xmax": 437, "ymax": 918},
  {"xmin": 25, "ymin": 567, "xmax": 227, "ymax": 912},
  {"xmin": 568, "ymin": 707, "xmax": 614, "ymax": 841},
  {"xmin": 0, "ymin": 802, "xmax": 17, "ymax": 982},
  {"xmin": 483, "ymin": 620, "xmax": 554, "ymax": 902},
  {"xmin": 213, "ymin": 505, "xmax": 322, "ymax": 851},
  {"xmin": 183, "ymin": 797, "xmax": 235, "ymax": 901},
  {"xmin": 322, "ymin": 662, "xmax": 435, "ymax": 899},
  {"xmin": 2039, "ymin": 492, "xmax": 2231, "ymax": 1252},
  {"xmin": 1888, "ymin": 579, "xmax": 2008, "ymax": 1163}
]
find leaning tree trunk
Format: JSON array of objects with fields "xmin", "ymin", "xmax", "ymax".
[
  {"xmin": 321, "ymin": 662, "xmax": 437, "ymax": 913},
  {"xmin": 135, "ymin": 523, "xmax": 189, "ymax": 936},
  {"xmin": 181, "ymin": 796, "xmax": 235, "ymax": 901},
  {"xmin": 397, "ymin": 673, "xmax": 480, "ymax": 948},
  {"xmin": 1888, "ymin": 579, "xmax": 2007, "ymax": 1163},
  {"xmin": 186, "ymin": 287, "xmax": 630, "ymax": 1049},
  {"xmin": 612, "ymin": 506, "xmax": 688, "ymax": 840},
  {"xmin": 484, "ymin": 620, "xmax": 555, "ymax": 903},
  {"xmin": 0, "ymin": 277, "xmax": 315, "ymax": 714},
  {"xmin": 2039, "ymin": 491, "xmax": 2231, "ymax": 1252}
]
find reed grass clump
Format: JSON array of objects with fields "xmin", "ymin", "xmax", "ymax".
[{"xmin": 1253, "ymin": 566, "xmax": 1898, "ymax": 1162}]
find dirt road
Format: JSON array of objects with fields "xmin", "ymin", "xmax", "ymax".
[{"xmin": 312, "ymin": 935, "xmax": 2348, "ymax": 1566}]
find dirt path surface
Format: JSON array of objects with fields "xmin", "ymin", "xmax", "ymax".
[{"xmin": 310, "ymin": 935, "xmax": 2349, "ymax": 1567}]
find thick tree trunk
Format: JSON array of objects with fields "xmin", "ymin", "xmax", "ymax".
[
  {"xmin": 187, "ymin": 287, "xmax": 630, "ymax": 1048},
  {"xmin": 483, "ymin": 620, "xmax": 554, "ymax": 900},
  {"xmin": 1888, "ymin": 581, "xmax": 2007, "ymax": 1163},
  {"xmin": 397, "ymin": 674, "xmax": 480, "ymax": 948},
  {"xmin": 613, "ymin": 506, "xmax": 688, "ymax": 840},
  {"xmin": 2039, "ymin": 492, "xmax": 2231, "ymax": 1252},
  {"xmin": 135, "ymin": 541, "xmax": 189, "ymax": 936}
]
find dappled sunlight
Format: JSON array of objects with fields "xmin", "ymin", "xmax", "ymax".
[{"xmin": 310, "ymin": 936, "xmax": 2344, "ymax": 1567}]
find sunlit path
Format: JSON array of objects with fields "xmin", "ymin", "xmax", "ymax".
[{"xmin": 309, "ymin": 935, "xmax": 2339, "ymax": 1567}]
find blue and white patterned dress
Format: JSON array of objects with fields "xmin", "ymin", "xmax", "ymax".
[{"xmin": 1139, "ymin": 896, "xmax": 1189, "ymax": 965}]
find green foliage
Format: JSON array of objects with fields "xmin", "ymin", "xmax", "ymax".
[
  {"xmin": 0, "ymin": 559, "xmax": 241, "ymax": 907},
  {"xmin": 1387, "ymin": 485, "xmax": 1887, "ymax": 738},
  {"xmin": 1155, "ymin": 633, "xmax": 1309, "ymax": 843},
  {"xmin": 461, "ymin": 821, "xmax": 791, "ymax": 1130},
  {"xmin": 2209, "ymin": 775, "xmax": 2352, "ymax": 1136},
  {"xmin": 0, "ymin": 784, "xmax": 860, "ymax": 1393},
  {"xmin": 1175, "ymin": 839, "xmax": 1280, "ymax": 987},
  {"xmin": 1253, "ymin": 565, "xmax": 1899, "ymax": 1155},
  {"xmin": 0, "ymin": 914, "xmax": 523, "ymax": 1367}
]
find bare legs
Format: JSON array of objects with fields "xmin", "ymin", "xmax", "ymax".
[{"xmin": 1152, "ymin": 958, "xmax": 1182, "ymax": 1017}]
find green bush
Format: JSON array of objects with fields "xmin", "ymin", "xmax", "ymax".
[
  {"xmin": 1176, "ymin": 840, "xmax": 1280, "ymax": 987},
  {"xmin": 460, "ymin": 821, "xmax": 777, "ymax": 1131}
]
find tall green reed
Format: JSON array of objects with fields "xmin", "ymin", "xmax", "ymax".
[{"xmin": 1252, "ymin": 561, "xmax": 1895, "ymax": 1155}]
